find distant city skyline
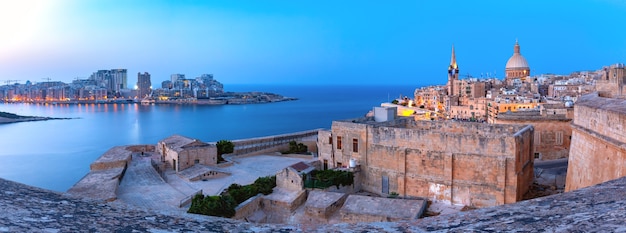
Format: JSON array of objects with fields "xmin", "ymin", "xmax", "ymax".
[{"xmin": 0, "ymin": 0, "xmax": 624, "ymax": 85}]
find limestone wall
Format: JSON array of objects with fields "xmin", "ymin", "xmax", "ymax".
[
  {"xmin": 229, "ymin": 129, "xmax": 321, "ymax": 156},
  {"xmin": 326, "ymin": 119, "xmax": 533, "ymax": 207},
  {"xmin": 276, "ymin": 167, "xmax": 304, "ymax": 192},
  {"xmin": 494, "ymin": 118, "xmax": 571, "ymax": 160},
  {"xmin": 262, "ymin": 190, "xmax": 307, "ymax": 223},
  {"xmin": 177, "ymin": 144, "xmax": 217, "ymax": 171},
  {"xmin": 90, "ymin": 146, "xmax": 132, "ymax": 171},
  {"xmin": 233, "ymin": 194, "xmax": 264, "ymax": 220},
  {"xmin": 566, "ymin": 94, "xmax": 626, "ymax": 191},
  {"xmin": 125, "ymin": 145, "xmax": 155, "ymax": 153}
]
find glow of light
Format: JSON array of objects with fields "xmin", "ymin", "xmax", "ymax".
[
  {"xmin": 0, "ymin": 0, "xmax": 56, "ymax": 54},
  {"xmin": 399, "ymin": 109, "xmax": 414, "ymax": 116}
]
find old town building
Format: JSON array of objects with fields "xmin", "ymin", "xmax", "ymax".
[
  {"xmin": 317, "ymin": 107, "xmax": 534, "ymax": 207},
  {"xmin": 156, "ymin": 135, "xmax": 217, "ymax": 172}
]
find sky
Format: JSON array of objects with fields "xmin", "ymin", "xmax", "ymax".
[{"xmin": 0, "ymin": 0, "xmax": 625, "ymax": 86}]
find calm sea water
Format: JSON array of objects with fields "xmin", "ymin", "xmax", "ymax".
[{"xmin": 0, "ymin": 84, "xmax": 417, "ymax": 192}]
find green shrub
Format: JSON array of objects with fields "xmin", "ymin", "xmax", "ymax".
[
  {"xmin": 216, "ymin": 140, "xmax": 234, "ymax": 162},
  {"xmin": 304, "ymin": 169, "xmax": 354, "ymax": 189},
  {"xmin": 189, "ymin": 175, "xmax": 277, "ymax": 218},
  {"xmin": 284, "ymin": 141, "xmax": 307, "ymax": 154},
  {"xmin": 187, "ymin": 194, "xmax": 236, "ymax": 218}
]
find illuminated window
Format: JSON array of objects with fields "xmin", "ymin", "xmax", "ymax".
[
  {"xmin": 353, "ymin": 138, "xmax": 358, "ymax": 153},
  {"xmin": 337, "ymin": 136, "xmax": 342, "ymax": 150}
]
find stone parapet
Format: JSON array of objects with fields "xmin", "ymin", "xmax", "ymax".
[
  {"xmin": 228, "ymin": 129, "xmax": 321, "ymax": 156},
  {"xmin": 67, "ymin": 167, "xmax": 124, "ymax": 201},
  {"xmin": 90, "ymin": 146, "xmax": 132, "ymax": 171}
]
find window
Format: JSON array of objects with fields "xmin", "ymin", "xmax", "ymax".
[
  {"xmin": 337, "ymin": 136, "xmax": 342, "ymax": 150},
  {"xmin": 337, "ymin": 162, "xmax": 343, "ymax": 168},
  {"xmin": 556, "ymin": 131, "xmax": 563, "ymax": 145},
  {"xmin": 353, "ymin": 138, "xmax": 358, "ymax": 153},
  {"xmin": 329, "ymin": 136, "xmax": 333, "ymax": 145},
  {"xmin": 194, "ymin": 159, "xmax": 200, "ymax": 164}
]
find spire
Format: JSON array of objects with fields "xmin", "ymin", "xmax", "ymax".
[
  {"xmin": 514, "ymin": 40, "xmax": 521, "ymax": 54},
  {"xmin": 450, "ymin": 44, "xmax": 458, "ymax": 70}
]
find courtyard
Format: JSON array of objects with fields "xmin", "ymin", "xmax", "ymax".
[{"xmin": 114, "ymin": 152, "xmax": 315, "ymax": 212}]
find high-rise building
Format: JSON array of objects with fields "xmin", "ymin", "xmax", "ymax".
[
  {"xmin": 171, "ymin": 74, "xmax": 185, "ymax": 83},
  {"xmin": 137, "ymin": 72, "xmax": 152, "ymax": 98},
  {"xmin": 89, "ymin": 69, "xmax": 127, "ymax": 97},
  {"xmin": 110, "ymin": 69, "xmax": 128, "ymax": 94}
]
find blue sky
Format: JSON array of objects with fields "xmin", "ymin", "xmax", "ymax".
[{"xmin": 0, "ymin": 0, "xmax": 624, "ymax": 86}]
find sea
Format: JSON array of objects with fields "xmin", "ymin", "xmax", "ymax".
[{"xmin": 0, "ymin": 84, "xmax": 419, "ymax": 192}]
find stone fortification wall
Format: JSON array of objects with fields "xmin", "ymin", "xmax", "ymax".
[
  {"xmin": 366, "ymin": 123, "xmax": 533, "ymax": 207},
  {"xmin": 494, "ymin": 116, "xmax": 572, "ymax": 160},
  {"xmin": 229, "ymin": 129, "xmax": 321, "ymax": 156},
  {"xmin": 566, "ymin": 94, "xmax": 626, "ymax": 191},
  {"xmin": 262, "ymin": 190, "xmax": 307, "ymax": 223},
  {"xmin": 69, "ymin": 145, "xmax": 139, "ymax": 201},
  {"xmin": 233, "ymin": 194, "xmax": 264, "ymax": 221},
  {"xmin": 125, "ymin": 145, "xmax": 155, "ymax": 153},
  {"xmin": 325, "ymin": 119, "xmax": 534, "ymax": 207},
  {"xmin": 403, "ymin": 119, "xmax": 525, "ymax": 135},
  {"xmin": 89, "ymin": 146, "xmax": 132, "ymax": 171},
  {"xmin": 2, "ymin": 176, "xmax": 626, "ymax": 232}
]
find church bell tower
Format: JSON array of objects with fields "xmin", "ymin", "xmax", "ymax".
[{"xmin": 447, "ymin": 44, "xmax": 459, "ymax": 96}]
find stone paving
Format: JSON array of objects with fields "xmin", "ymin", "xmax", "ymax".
[
  {"xmin": 114, "ymin": 153, "xmax": 315, "ymax": 211},
  {"xmin": 193, "ymin": 154, "xmax": 315, "ymax": 196},
  {"xmin": 115, "ymin": 155, "xmax": 186, "ymax": 211}
]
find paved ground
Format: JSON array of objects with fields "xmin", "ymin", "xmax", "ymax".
[
  {"xmin": 534, "ymin": 158, "xmax": 568, "ymax": 189},
  {"xmin": 115, "ymin": 155, "xmax": 186, "ymax": 211},
  {"xmin": 114, "ymin": 153, "xmax": 315, "ymax": 211},
  {"xmin": 199, "ymin": 154, "xmax": 315, "ymax": 195}
]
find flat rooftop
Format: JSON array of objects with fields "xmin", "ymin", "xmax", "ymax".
[
  {"xmin": 336, "ymin": 117, "xmax": 529, "ymax": 136},
  {"xmin": 340, "ymin": 195, "xmax": 426, "ymax": 220}
]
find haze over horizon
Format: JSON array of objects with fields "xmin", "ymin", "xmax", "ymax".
[{"xmin": 0, "ymin": 0, "xmax": 625, "ymax": 86}]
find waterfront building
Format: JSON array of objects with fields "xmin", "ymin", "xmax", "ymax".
[
  {"xmin": 171, "ymin": 74, "xmax": 185, "ymax": 83},
  {"xmin": 110, "ymin": 69, "xmax": 128, "ymax": 94},
  {"xmin": 136, "ymin": 72, "xmax": 152, "ymax": 98},
  {"xmin": 88, "ymin": 69, "xmax": 128, "ymax": 97}
]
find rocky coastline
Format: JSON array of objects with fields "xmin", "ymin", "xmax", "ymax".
[{"xmin": 0, "ymin": 112, "xmax": 73, "ymax": 124}]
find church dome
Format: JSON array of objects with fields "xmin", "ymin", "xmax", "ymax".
[
  {"xmin": 505, "ymin": 41, "xmax": 529, "ymax": 69},
  {"xmin": 506, "ymin": 54, "xmax": 529, "ymax": 69}
]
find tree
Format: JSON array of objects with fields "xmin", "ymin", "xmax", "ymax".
[
  {"xmin": 285, "ymin": 141, "xmax": 308, "ymax": 154},
  {"xmin": 216, "ymin": 140, "xmax": 234, "ymax": 162}
]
